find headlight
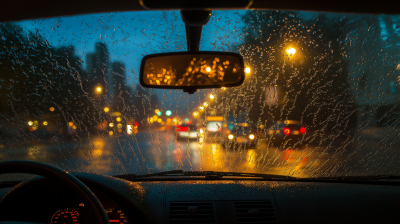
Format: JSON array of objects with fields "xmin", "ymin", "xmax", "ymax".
[
  {"xmin": 200, "ymin": 129, "xmax": 204, "ymax": 133},
  {"xmin": 249, "ymin": 134, "xmax": 255, "ymax": 140},
  {"xmin": 228, "ymin": 134, "xmax": 234, "ymax": 140}
]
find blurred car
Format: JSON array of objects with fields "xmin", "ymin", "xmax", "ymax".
[
  {"xmin": 176, "ymin": 124, "xmax": 198, "ymax": 141},
  {"xmin": 267, "ymin": 120, "xmax": 306, "ymax": 149},
  {"xmin": 225, "ymin": 123, "xmax": 258, "ymax": 148}
]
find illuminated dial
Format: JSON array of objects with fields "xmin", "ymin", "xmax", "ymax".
[
  {"xmin": 50, "ymin": 208, "xmax": 79, "ymax": 224},
  {"xmin": 106, "ymin": 207, "xmax": 129, "ymax": 223}
]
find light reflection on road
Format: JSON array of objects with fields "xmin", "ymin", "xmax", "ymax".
[{"xmin": 0, "ymin": 131, "xmax": 340, "ymax": 178}]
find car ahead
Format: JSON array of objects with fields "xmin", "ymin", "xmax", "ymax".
[
  {"xmin": 224, "ymin": 123, "xmax": 258, "ymax": 149},
  {"xmin": 1, "ymin": 1, "xmax": 400, "ymax": 224},
  {"xmin": 267, "ymin": 120, "xmax": 306, "ymax": 149},
  {"xmin": 176, "ymin": 124, "xmax": 199, "ymax": 141}
]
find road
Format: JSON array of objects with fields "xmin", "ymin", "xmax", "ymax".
[{"xmin": 1, "ymin": 129, "xmax": 400, "ymax": 180}]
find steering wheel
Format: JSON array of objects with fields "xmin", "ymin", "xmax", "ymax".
[{"xmin": 0, "ymin": 160, "xmax": 109, "ymax": 224}]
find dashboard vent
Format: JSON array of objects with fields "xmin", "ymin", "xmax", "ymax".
[
  {"xmin": 169, "ymin": 201, "xmax": 216, "ymax": 224},
  {"xmin": 234, "ymin": 201, "xmax": 277, "ymax": 224}
]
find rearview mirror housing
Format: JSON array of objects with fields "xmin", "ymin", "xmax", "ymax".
[{"xmin": 140, "ymin": 52, "xmax": 245, "ymax": 94}]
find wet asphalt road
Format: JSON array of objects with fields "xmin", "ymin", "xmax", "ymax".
[{"xmin": 1, "ymin": 130, "xmax": 400, "ymax": 180}]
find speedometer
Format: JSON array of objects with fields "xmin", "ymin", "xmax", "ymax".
[{"xmin": 50, "ymin": 208, "xmax": 80, "ymax": 224}]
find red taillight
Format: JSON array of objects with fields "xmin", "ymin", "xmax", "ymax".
[
  {"xmin": 300, "ymin": 127, "xmax": 306, "ymax": 134},
  {"xmin": 283, "ymin": 127, "xmax": 291, "ymax": 135},
  {"xmin": 176, "ymin": 125, "xmax": 188, "ymax": 132},
  {"xmin": 134, "ymin": 122, "xmax": 139, "ymax": 127}
]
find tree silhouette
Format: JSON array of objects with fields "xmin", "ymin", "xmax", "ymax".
[{"xmin": 224, "ymin": 11, "xmax": 357, "ymax": 143}]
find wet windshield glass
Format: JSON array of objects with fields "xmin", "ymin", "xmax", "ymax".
[{"xmin": 1, "ymin": 10, "xmax": 400, "ymax": 180}]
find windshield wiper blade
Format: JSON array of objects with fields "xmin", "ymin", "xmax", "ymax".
[
  {"xmin": 115, "ymin": 170, "xmax": 298, "ymax": 180},
  {"xmin": 115, "ymin": 170, "xmax": 185, "ymax": 179}
]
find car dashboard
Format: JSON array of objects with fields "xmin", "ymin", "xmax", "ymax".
[{"xmin": 0, "ymin": 173, "xmax": 399, "ymax": 224}]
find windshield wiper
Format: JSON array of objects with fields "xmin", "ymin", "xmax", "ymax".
[
  {"xmin": 114, "ymin": 172, "xmax": 400, "ymax": 186},
  {"xmin": 114, "ymin": 170, "xmax": 299, "ymax": 180}
]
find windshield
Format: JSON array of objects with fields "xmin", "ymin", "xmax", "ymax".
[{"xmin": 1, "ymin": 10, "xmax": 400, "ymax": 180}]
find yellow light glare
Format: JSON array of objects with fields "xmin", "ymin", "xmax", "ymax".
[
  {"xmin": 245, "ymin": 67, "xmax": 251, "ymax": 74},
  {"xmin": 249, "ymin": 134, "xmax": 255, "ymax": 140},
  {"xmin": 116, "ymin": 117, "xmax": 122, "ymax": 122},
  {"xmin": 68, "ymin": 122, "xmax": 73, "ymax": 127},
  {"xmin": 228, "ymin": 134, "xmax": 234, "ymax": 140},
  {"xmin": 155, "ymin": 109, "xmax": 160, "ymax": 114},
  {"xmin": 49, "ymin": 107, "xmax": 55, "ymax": 112},
  {"xmin": 43, "ymin": 121, "xmax": 48, "ymax": 126},
  {"xmin": 193, "ymin": 111, "xmax": 199, "ymax": 117},
  {"xmin": 199, "ymin": 106, "xmax": 204, "ymax": 111},
  {"xmin": 109, "ymin": 131, "xmax": 113, "ymax": 136},
  {"xmin": 221, "ymin": 87, "xmax": 226, "ymax": 90},
  {"xmin": 209, "ymin": 94, "xmax": 215, "ymax": 99},
  {"xmin": 104, "ymin": 107, "xmax": 109, "ymax": 113},
  {"xmin": 28, "ymin": 121, "xmax": 33, "ymax": 126},
  {"xmin": 206, "ymin": 67, "xmax": 211, "ymax": 72},
  {"xmin": 96, "ymin": 87, "xmax": 102, "ymax": 93},
  {"xmin": 203, "ymin": 102, "xmax": 209, "ymax": 107},
  {"xmin": 286, "ymin": 47, "xmax": 296, "ymax": 55},
  {"xmin": 109, "ymin": 123, "xmax": 114, "ymax": 127},
  {"xmin": 117, "ymin": 123, "xmax": 123, "ymax": 128},
  {"xmin": 157, "ymin": 118, "xmax": 162, "ymax": 123},
  {"xmin": 200, "ymin": 129, "xmax": 204, "ymax": 133}
]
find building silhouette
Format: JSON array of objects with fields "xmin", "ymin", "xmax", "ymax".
[{"xmin": 85, "ymin": 42, "xmax": 109, "ymax": 94}]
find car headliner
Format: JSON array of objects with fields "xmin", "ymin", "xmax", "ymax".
[{"xmin": 0, "ymin": 0, "xmax": 398, "ymax": 23}]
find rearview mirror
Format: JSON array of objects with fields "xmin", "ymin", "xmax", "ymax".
[{"xmin": 140, "ymin": 52, "xmax": 244, "ymax": 93}]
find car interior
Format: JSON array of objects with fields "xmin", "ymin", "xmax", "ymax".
[{"xmin": 1, "ymin": 0, "xmax": 400, "ymax": 224}]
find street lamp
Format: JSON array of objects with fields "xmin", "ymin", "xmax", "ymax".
[
  {"xmin": 286, "ymin": 47, "xmax": 296, "ymax": 56},
  {"xmin": 203, "ymin": 102, "xmax": 209, "ymax": 107},
  {"xmin": 199, "ymin": 106, "xmax": 204, "ymax": 111},
  {"xmin": 96, "ymin": 86, "xmax": 102, "ymax": 93},
  {"xmin": 209, "ymin": 94, "xmax": 215, "ymax": 99},
  {"xmin": 245, "ymin": 67, "xmax": 251, "ymax": 74},
  {"xmin": 104, "ymin": 107, "xmax": 109, "ymax": 113},
  {"xmin": 193, "ymin": 111, "xmax": 199, "ymax": 117},
  {"xmin": 206, "ymin": 67, "xmax": 211, "ymax": 72}
]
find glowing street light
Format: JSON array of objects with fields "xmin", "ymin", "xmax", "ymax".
[
  {"xmin": 28, "ymin": 121, "xmax": 33, "ymax": 126},
  {"xmin": 209, "ymin": 94, "xmax": 215, "ymax": 99},
  {"xmin": 49, "ymin": 107, "xmax": 55, "ymax": 112},
  {"xmin": 221, "ymin": 87, "xmax": 226, "ymax": 90},
  {"xmin": 116, "ymin": 117, "xmax": 122, "ymax": 122},
  {"xmin": 104, "ymin": 107, "xmax": 109, "ymax": 113},
  {"xmin": 109, "ymin": 123, "xmax": 114, "ymax": 127},
  {"xmin": 199, "ymin": 106, "xmax": 204, "ymax": 111},
  {"xmin": 245, "ymin": 67, "xmax": 251, "ymax": 74},
  {"xmin": 193, "ymin": 111, "xmax": 199, "ymax": 117},
  {"xmin": 203, "ymin": 102, "xmax": 209, "ymax": 107},
  {"xmin": 206, "ymin": 67, "xmax": 211, "ymax": 72},
  {"xmin": 96, "ymin": 86, "xmax": 102, "ymax": 93},
  {"xmin": 43, "ymin": 121, "xmax": 48, "ymax": 126},
  {"xmin": 286, "ymin": 47, "xmax": 296, "ymax": 56}
]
